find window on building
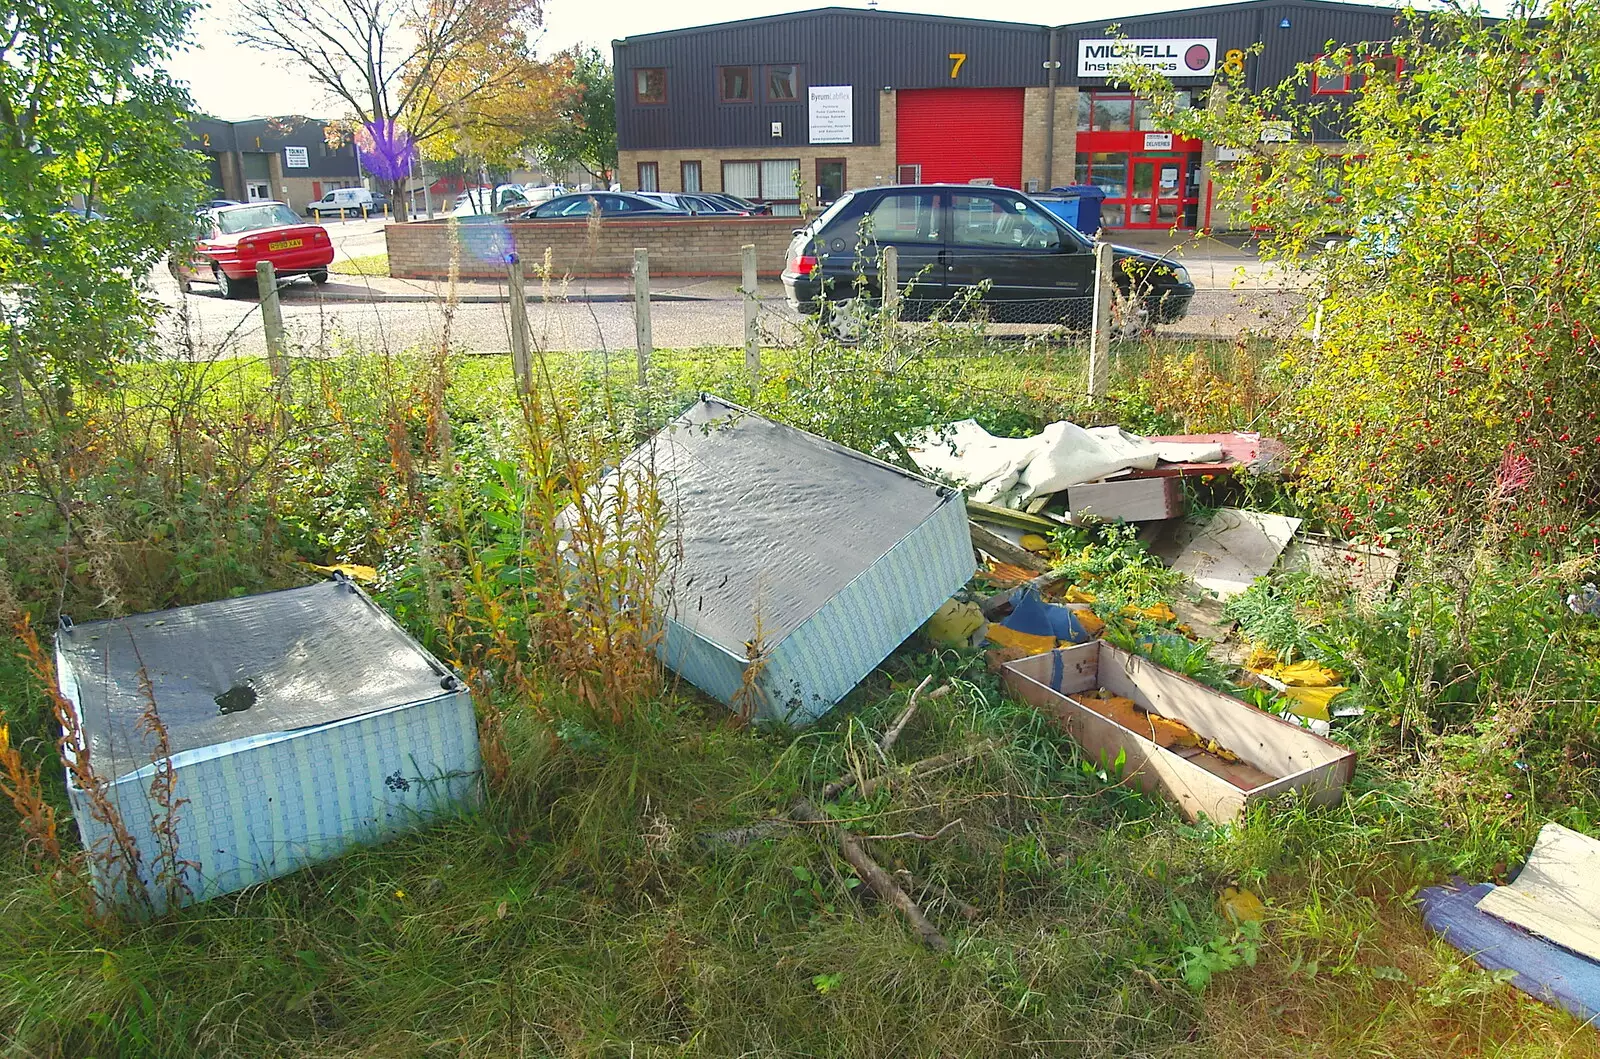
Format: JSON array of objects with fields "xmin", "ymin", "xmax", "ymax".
[
  {"xmin": 766, "ymin": 64, "xmax": 799, "ymax": 102},
  {"xmin": 681, "ymin": 160, "xmax": 702, "ymax": 192},
  {"xmin": 722, "ymin": 159, "xmax": 802, "ymax": 215},
  {"xmin": 637, "ymin": 161, "xmax": 660, "ymax": 192},
  {"xmin": 1088, "ymin": 94, "xmax": 1133, "ymax": 132},
  {"xmin": 864, "ymin": 192, "xmax": 941, "ymax": 244},
  {"xmin": 950, "ymin": 193, "xmax": 1061, "ymax": 250},
  {"xmin": 719, "ymin": 66, "xmax": 753, "ymax": 103},
  {"xmin": 634, "ymin": 68, "xmax": 667, "ymax": 104},
  {"xmin": 1367, "ymin": 51, "xmax": 1404, "ymax": 80},
  {"xmin": 1311, "ymin": 55, "xmax": 1352, "ymax": 94}
]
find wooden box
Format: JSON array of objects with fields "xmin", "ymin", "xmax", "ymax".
[
  {"xmin": 1067, "ymin": 477, "xmax": 1184, "ymax": 522},
  {"xmin": 1002, "ymin": 642, "xmax": 1355, "ymax": 822}
]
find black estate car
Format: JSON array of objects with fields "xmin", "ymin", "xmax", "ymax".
[{"xmin": 782, "ymin": 185, "xmax": 1195, "ymax": 334}]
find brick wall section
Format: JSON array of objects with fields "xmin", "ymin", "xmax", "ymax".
[
  {"xmin": 1020, "ymin": 87, "xmax": 1083, "ymax": 191},
  {"xmin": 618, "ymin": 91, "xmax": 900, "ymax": 198},
  {"xmin": 385, "ymin": 216, "xmax": 801, "ymax": 280}
]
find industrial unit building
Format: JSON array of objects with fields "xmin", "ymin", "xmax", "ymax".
[
  {"xmin": 186, "ymin": 115, "xmax": 364, "ymax": 214},
  {"xmin": 612, "ymin": 0, "xmax": 1405, "ymax": 229}
]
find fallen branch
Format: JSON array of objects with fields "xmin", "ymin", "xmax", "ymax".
[
  {"xmin": 823, "ymin": 736, "xmax": 993, "ymax": 803},
  {"xmin": 852, "ymin": 739, "xmax": 999, "ymax": 802},
  {"xmin": 696, "ymin": 819, "xmax": 792, "ymax": 851},
  {"xmin": 894, "ymin": 869, "xmax": 981, "ymax": 922},
  {"xmin": 860, "ymin": 818, "xmax": 963, "ymax": 842},
  {"xmin": 790, "ymin": 798, "xmax": 949, "ymax": 951},
  {"xmin": 878, "ymin": 676, "xmax": 949, "ymax": 756}
]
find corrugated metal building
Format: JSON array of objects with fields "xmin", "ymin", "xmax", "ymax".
[
  {"xmin": 612, "ymin": 1, "xmax": 1407, "ymax": 229},
  {"xmin": 186, "ymin": 116, "xmax": 364, "ymax": 214}
]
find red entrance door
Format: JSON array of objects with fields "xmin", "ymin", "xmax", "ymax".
[{"xmin": 1127, "ymin": 158, "xmax": 1185, "ymax": 228}]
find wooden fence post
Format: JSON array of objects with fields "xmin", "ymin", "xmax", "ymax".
[
  {"xmin": 741, "ymin": 243, "xmax": 760, "ymax": 392},
  {"xmin": 633, "ymin": 247, "xmax": 652, "ymax": 387},
  {"xmin": 1087, "ymin": 239, "xmax": 1113, "ymax": 402},
  {"xmin": 256, "ymin": 261, "xmax": 286, "ymax": 382},
  {"xmin": 881, "ymin": 245, "xmax": 900, "ymax": 317},
  {"xmin": 507, "ymin": 254, "xmax": 533, "ymax": 394}
]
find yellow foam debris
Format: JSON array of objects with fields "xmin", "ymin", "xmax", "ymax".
[
  {"xmin": 985, "ymin": 624, "xmax": 1058, "ymax": 656},
  {"xmin": 922, "ymin": 599, "xmax": 985, "ymax": 647},
  {"xmin": 1074, "ymin": 690, "xmax": 1200, "ymax": 749},
  {"xmin": 1120, "ymin": 602, "xmax": 1177, "ymax": 624},
  {"xmin": 1063, "ymin": 586, "xmax": 1097, "ymax": 604},
  {"xmin": 1020, "ymin": 533, "xmax": 1051, "ymax": 553},
  {"xmin": 1280, "ymin": 684, "xmax": 1346, "ymax": 722},
  {"xmin": 308, "ymin": 563, "xmax": 378, "ymax": 582}
]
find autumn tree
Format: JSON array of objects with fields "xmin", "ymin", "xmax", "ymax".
[
  {"xmin": 409, "ymin": 37, "xmax": 575, "ymax": 172},
  {"xmin": 1123, "ymin": 0, "xmax": 1600, "ymax": 552},
  {"xmin": 530, "ymin": 47, "xmax": 617, "ymax": 184},
  {"xmin": 235, "ymin": 0, "xmax": 550, "ymax": 219}
]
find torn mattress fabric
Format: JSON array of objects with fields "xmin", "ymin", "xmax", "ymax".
[{"xmin": 903, "ymin": 419, "xmax": 1224, "ymax": 508}]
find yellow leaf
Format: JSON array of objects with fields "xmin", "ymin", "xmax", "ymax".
[{"xmin": 1218, "ymin": 886, "xmax": 1267, "ymax": 924}]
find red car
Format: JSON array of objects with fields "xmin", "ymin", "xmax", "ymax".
[{"xmin": 172, "ymin": 201, "xmax": 335, "ymax": 298}]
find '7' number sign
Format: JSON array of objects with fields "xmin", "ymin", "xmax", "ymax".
[{"xmin": 948, "ymin": 53, "xmax": 967, "ymax": 78}]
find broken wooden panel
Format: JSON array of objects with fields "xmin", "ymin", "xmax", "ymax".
[
  {"xmin": 1067, "ymin": 477, "xmax": 1185, "ymax": 522},
  {"xmin": 1002, "ymin": 642, "xmax": 1355, "ymax": 823}
]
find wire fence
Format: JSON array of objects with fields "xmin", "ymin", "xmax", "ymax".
[{"xmin": 157, "ymin": 257, "xmax": 1313, "ymax": 371}]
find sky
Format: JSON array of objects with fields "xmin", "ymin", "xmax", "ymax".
[{"xmin": 168, "ymin": 0, "xmax": 1445, "ymax": 121}]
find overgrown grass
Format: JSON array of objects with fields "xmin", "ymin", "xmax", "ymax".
[
  {"xmin": 330, "ymin": 251, "xmax": 390, "ymax": 278},
  {"xmin": 0, "ymin": 331, "xmax": 1596, "ymax": 1056}
]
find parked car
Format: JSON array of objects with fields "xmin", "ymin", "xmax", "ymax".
[
  {"xmin": 517, "ymin": 192, "xmax": 688, "ymax": 219},
  {"xmin": 781, "ymin": 184, "xmax": 1194, "ymax": 338},
  {"xmin": 305, "ymin": 187, "xmax": 382, "ymax": 218},
  {"xmin": 637, "ymin": 191, "xmax": 750, "ymax": 215},
  {"xmin": 704, "ymin": 192, "xmax": 772, "ymax": 215},
  {"xmin": 170, "ymin": 201, "xmax": 335, "ymax": 298},
  {"xmin": 450, "ymin": 184, "xmax": 537, "ymax": 216},
  {"xmin": 201, "ymin": 198, "xmax": 242, "ymax": 211}
]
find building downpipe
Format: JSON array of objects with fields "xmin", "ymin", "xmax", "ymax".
[{"xmin": 1043, "ymin": 28, "xmax": 1059, "ymax": 190}]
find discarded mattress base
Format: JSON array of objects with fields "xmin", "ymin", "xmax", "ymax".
[
  {"xmin": 1002, "ymin": 642, "xmax": 1355, "ymax": 823},
  {"xmin": 53, "ymin": 578, "xmax": 482, "ymax": 914},
  {"xmin": 645, "ymin": 397, "xmax": 975, "ymax": 725}
]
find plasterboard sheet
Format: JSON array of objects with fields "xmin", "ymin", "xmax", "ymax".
[
  {"xmin": 57, "ymin": 580, "xmax": 455, "ymax": 781},
  {"xmin": 1477, "ymin": 823, "xmax": 1600, "ymax": 962},
  {"xmin": 1282, "ymin": 535, "xmax": 1401, "ymax": 601},
  {"xmin": 1168, "ymin": 508, "xmax": 1301, "ymax": 597}
]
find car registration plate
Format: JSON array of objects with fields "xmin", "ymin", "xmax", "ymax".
[{"xmin": 267, "ymin": 238, "xmax": 303, "ymax": 251}]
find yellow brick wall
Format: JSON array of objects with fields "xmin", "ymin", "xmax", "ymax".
[{"xmin": 1020, "ymin": 87, "xmax": 1081, "ymax": 191}]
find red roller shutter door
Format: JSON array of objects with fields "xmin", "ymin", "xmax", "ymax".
[{"xmin": 896, "ymin": 88, "xmax": 1024, "ymax": 189}]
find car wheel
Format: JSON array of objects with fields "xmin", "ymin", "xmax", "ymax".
[
  {"xmin": 309, "ymin": 268, "xmax": 329, "ymax": 285},
  {"xmin": 823, "ymin": 298, "xmax": 867, "ymax": 344},
  {"xmin": 213, "ymin": 262, "xmax": 249, "ymax": 300}
]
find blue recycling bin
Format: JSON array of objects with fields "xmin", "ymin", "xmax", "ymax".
[{"xmin": 1047, "ymin": 184, "xmax": 1107, "ymax": 237}]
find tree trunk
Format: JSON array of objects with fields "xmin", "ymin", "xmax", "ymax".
[{"xmin": 390, "ymin": 177, "xmax": 409, "ymax": 222}]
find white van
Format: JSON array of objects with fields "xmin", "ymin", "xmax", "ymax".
[{"xmin": 306, "ymin": 187, "xmax": 375, "ymax": 217}]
